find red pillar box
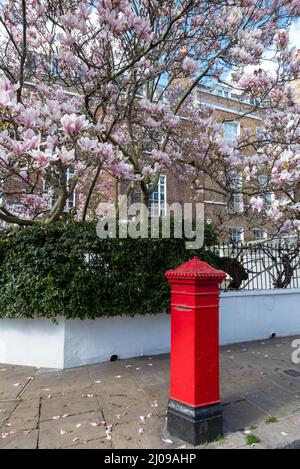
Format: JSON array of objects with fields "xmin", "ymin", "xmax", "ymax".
[{"xmin": 165, "ymin": 257, "xmax": 226, "ymax": 445}]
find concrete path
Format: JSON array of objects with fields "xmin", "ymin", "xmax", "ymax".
[{"xmin": 1, "ymin": 336, "xmax": 300, "ymax": 449}]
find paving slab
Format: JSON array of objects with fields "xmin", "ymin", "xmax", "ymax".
[
  {"xmin": 38, "ymin": 411, "xmax": 107, "ymax": 449},
  {"xmin": 140, "ymin": 383, "xmax": 169, "ymax": 417},
  {"xmin": 269, "ymin": 370, "xmax": 300, "ymax": 393},
  {"xmin": 243, "ymin": 382, "xmax": 300, "ymax": 418},
  {"xmin": 107, "ymin": 420, "xmax": 144, "ymax": 449},
  {"xmin": 140, "ymin": 415, "xmax": 179, "ymax": 450},
  {"xmin": 0, "ymin": 402, "xmax": 18, "ymax": 427},
  {"xmin": 40, "ymin": 390, "xmax": 101, "ymax": 422},
  {"xmin": 110, "ymin": 415, "xmax": 172, "ymax": 450},
  {"xmin": 128, "ymin": 358, "xmax": 170, "ymax": 387},
  {"xmin": 21, "ymin": 367, "xmax": 92, "ymax": 399},
  {"xmin": 222, "ymin": 398, "xmax": 268, "ymax": 432},
  {"xmin": 0, "ymin": 429, "xmax": 39, "ymax": 449},
  {"xmin": 0, "ymin": 367, "xmax": 37, "ymax": 401},
  {"xmin": 100, "ymin": 390, "xmax": 152, "ymax": 426},
  {"xmin": 65, "ymin": 437, "xmax": 112, "ymax": 449},
  {"xmin": 1, "ymin": 398, "xmax": 40, "ymax": 432}
]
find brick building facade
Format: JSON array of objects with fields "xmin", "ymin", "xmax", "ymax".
[{"xmin": 152, "ymin": 83, "xmax": 272, "ymax": 243}]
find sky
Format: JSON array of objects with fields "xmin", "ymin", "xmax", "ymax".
[
  {"xmin": 230, "ymin": 18, "xmax": 300, "ymax": 81},
  {"xmin": 289, "ymin": 18, "xmax": 300, "ymax": 49}
]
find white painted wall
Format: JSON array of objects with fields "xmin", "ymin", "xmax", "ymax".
[
  {"xmin": 0, "ymin": 318, "xmax": 65, "ymax": 368},
  {"xmin": 1, "ymin": 289, "xmax": 300, "ymax": 369},
  {"xmin": 219, "ymin": 289, "xmax": 300, "ymax": 345},
  {"xmin": 63, "ymin": 314, "xmax": 171, "ymax": 368}
]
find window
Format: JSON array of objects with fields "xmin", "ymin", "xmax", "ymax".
[
  {"xmin": 229, "ymin": 193, "xmax": 244, "ymax": 213},
  {"xmin": 258, "ymin": 175, "xmax": 267, "ymax": 187},
  {"xmin": 6, "ymin": 199, "xmax": 22, "ymax": 211},
  {"xmin": 249, "ymin": 97, "xmax": 259, "ymax": 105},
  {"xmin": 264, "ymin": 192, "xmax": 275, "ymax": 206},
  {"xmin": 215, "ymin": 86, "xmax": 230, "ymax": 98},
  {"xmin": 256, "ymin": 126, "xmax": 264, "ymax": 138},
  {"xmin": 26, "ymin": 56, "xmax": 37, "ymax": 74},
  {"xmin": 66, "ymin": 167, "xmax": 75, "ymax": 210},
  {"xmin": 228, "ymin": 173, "xmax": 243, "ymax": 213},
  {"xmin": 229, "ymin": 227, "xmax": 244, "ymax": 243},
  {"xmin": 148, "ymin": 175, "xmax": 167, "ymax": 217},
  {"xmin": 256, "ymin": 126, "xmax": 272, "ymax": 144},
  {"xmin": 51, "ymin": 58, "xmax": 60, "ymax": 77},
  {"xmin": 224, "ymin": 122, "xmax": 239, "ymax": 142},
  {"xmin": 258, "ymin": 175, "xmax": 274, "ymax": 207},
  {"xmin": 253, "ymin": 229, "xmax": 267, "ymax": 241}
]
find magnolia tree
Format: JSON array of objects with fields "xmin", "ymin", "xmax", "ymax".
[{"xmin": 0, "ymin": 0, "xmax": 299, "ymax": 228}]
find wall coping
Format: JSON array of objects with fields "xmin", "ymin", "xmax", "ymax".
[{"xmin": 220, "ymin": 288, "xmax": 300, "ymax": 298}]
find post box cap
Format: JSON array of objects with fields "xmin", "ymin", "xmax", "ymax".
[{"xmin": 165, "ymin": 257, "xmax": 226, "ymax": 281}]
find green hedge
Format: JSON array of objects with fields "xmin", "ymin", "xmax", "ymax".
[{"xmin": 0, "ymin": 222, "xmax": 218, "ymax": 320}]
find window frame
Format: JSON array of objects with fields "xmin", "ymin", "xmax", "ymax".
[
  {"xmin": 258, "ymin": 175, "xmax": 274, "ymax": 207},
  {"xmin": 253, "ymin": 228, "xmax": 267, "ymax": 241},
  {"xmin": 229, "ymin": 226, "xmax": 244, "ymax": 243},
  {"xmin": 223, "ymin": 121, "xmax": 240, "ymax": 142},
  {"xmin": 148, "ymin": 175, "xmax": 167, "ymax": 217},
  {"xmin": 228, "ymin": 172, "xmax": 244, "ymax": 214}
]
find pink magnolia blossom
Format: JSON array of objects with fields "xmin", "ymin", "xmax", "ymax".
[
  {"xmin": 56, "ymin": 147, "xmax": 75, "ymax": 166},
  {"xmin": 266, "ymin": 206, "xmax": 282, "ymax": 222},
  {"xmin": 21, "ymin": 194, "xmax": 47, "ymax": 215},
  {"xmin": 79, "ymin": 137, "xmax": 98, "ymax": 152},
  {"xmin": 274, "ymin": 29, "xmax": 289, "ymax": 49},
  {"xmin": 150, "ymin": 149, "xmax": 170, "ymax": 164},
  {"xmin": 131, "ymin": 17, "xmax": 153, "ymax": 40},
  {"xmin": 57, "ymin": 32, "xmax": 76, "ymax": 47},
  {"xmin": 61, "ymin": 114, "xmax": 91, "ymax": 134},
  {"xmin": 0, "ymin": 77, "xmax": 17, "ymax": 108},
  {"xmin": 97, "ymin": 143, "xmax": 115, "ymax": 159},
  {"xmin": 250, "ymin": 196, "xmax": 264, "ymax": 213},
  {"xmin": 140, "ymin": 99, "xmax": 164, "ymax": 115},
  {"xmin": 244, "ymin": 165, "xmax": 257, "ymax": 182},
  {"xmin": 16, "ymin": 108, "xmax": 39, "ymax": 128},
  {"xmin": 54, "ymin": 89, "xmax": 68, "ymax": 101},
  {"xmin": 182, "ymin": 57, "xmax": 198, "ymax": 75},
  {"xmin": 56, "ymin": 50, "xmax": 78, "ymax": 67},
  {"xmin": 10, "ymin": 136, "xmax": 39, "ymax": 156},
  {"xmin": 61, "ymin": 102, "xmax": 77, "ymax": 115},
  {"xmin": 60, "ymin": 12, "xmax": 79, "ymax": 29},
  {"xmin": 107, "ymin": 160, "xmax": 134, "ymax": 180},
  {"xmin": 283, "ymin": 220, "xmax": 293, "ymax": 230},
  {"xmin": 145, "ymin": 117, "xmax": 162, "ymax": 129},
  {"xmin": 31, "ymin": 149, "xmax": 55, "ymax": 167},
  {"xmin": 0, "ymin": 90, "xmax": 15, "ymax": 108}
]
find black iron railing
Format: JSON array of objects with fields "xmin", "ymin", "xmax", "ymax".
[{"xmin": 207, "ymin": 242, "xmax": 300, "ymax": 291}]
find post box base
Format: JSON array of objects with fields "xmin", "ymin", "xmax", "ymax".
[{"xmin": 167, "ymin": 399, "xmax": 223, "ymax": 446}]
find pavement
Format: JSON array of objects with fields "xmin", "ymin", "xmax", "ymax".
[{"xmin": 1, "ymin": 336, "xmax": 300, "ymax": 449}]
